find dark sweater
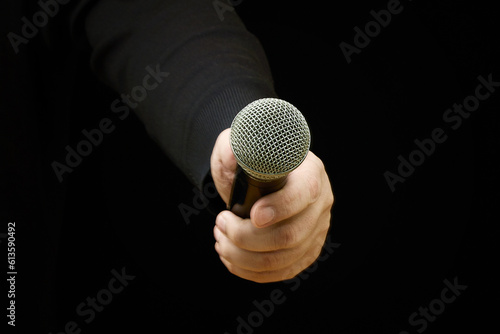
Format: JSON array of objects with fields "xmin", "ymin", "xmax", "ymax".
[
  {"xmin": 80, "ymin": 0, "xmax": 277, "ymax": 187},
  {"xmin": 1, "ymin": 0, "xmax": 276, "ymax": 329},
  {"xmin": 2, "ymin": 0, "xmax": 276, "ymax": 187}
]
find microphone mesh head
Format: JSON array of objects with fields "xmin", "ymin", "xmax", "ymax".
[{"xmin": 230, "ymin": 98, "xmax": 311, "ymax": 181}]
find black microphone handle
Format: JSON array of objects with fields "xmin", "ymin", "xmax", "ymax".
[{"xmin": 228, "ymin": 165, "xmax": 287, "ymax": 218}]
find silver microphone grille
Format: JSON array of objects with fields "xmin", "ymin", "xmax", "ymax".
[{"xmin": 230, "ymin": 98, "xmax": 311, "ymax": 181}]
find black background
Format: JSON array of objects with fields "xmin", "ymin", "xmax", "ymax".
[{"xmin": 2, "ymin": 0, "xmax": 499, "ymax": 333}]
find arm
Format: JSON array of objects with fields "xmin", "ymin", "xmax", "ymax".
[
  {"xmin": 81, "ymin": 0, "xmax": 334, "ymax": 282},
  {"xmin": 83, "ymin": 0, "xmax": 276, "ymax": 187}
]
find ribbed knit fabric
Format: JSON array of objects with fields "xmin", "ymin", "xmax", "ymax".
[{"xmin": 187, "ymin": 83, "xmax": 277, "ymax": 187}]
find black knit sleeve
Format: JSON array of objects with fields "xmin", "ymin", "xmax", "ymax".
[{"xmin": 81, "ymin": 0, "xmax": 277, "ymax": 188}]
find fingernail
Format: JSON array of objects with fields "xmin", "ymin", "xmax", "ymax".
[
  {"xmin": 216, "ymin": 213, "xmax": 226, "ymax": 234},
  {"xmin": 256, "ymin": 207, "xmax": 275, "ymax": 227}
]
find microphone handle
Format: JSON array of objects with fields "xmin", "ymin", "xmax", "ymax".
[{"xmin": 228, "ymin": 165, "xmax": 287, "ymax": 218}]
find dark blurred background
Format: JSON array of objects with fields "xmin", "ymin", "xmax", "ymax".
[{"xmin": 2, "ymin": 0, "xmax": 499, "ymax": 333}]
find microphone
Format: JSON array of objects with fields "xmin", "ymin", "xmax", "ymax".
[{"xmin": 228, "ymin": 98, "xmax": 311, "ymax": 218}]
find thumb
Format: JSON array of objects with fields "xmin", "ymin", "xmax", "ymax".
[{"xmin": 210, "ymin": 128, "xmax": 237, "ymax": 205}]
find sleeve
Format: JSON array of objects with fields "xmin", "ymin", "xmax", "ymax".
[{"xmin": 81, "ymin": 0, "xmax": 277, "ymax": 188}]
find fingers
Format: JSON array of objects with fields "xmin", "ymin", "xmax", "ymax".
[
  {"xmin": 214, "ymin": 225, "xmax": 313, "ymax": 272},
  {"xmin": 216, "ymin": 210, "xmax": 318, "ymax": 252},
  {"xmin": 210, "ymin": 128, "xmax": 236, "ymax": 205},
  {"xmin": 218, "ymin": 252, "xmax": 311, "ymax": 283},
  {"xmin": 216, "ymin": 229, "xmax": 326, "ymax": 283},
  {"xmin": 214, "ymin": 208, "xmax": 330, "ymax": 283},
  {"xmin": 250, "ymin": 152, "xmax": 324, "ymax": 228}
]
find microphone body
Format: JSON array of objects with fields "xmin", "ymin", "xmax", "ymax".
[
  {"xmin": 228, "ymin": 166, "xmax": 287, "ymax": 218},
  {"xmin": 228, "ymin": 98, "xmax": 311, "ymax": 218}
]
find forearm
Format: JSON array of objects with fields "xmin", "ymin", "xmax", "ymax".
[{"xmin": 83, "ymin": 0, "xmax": 277, "ymax": 187}]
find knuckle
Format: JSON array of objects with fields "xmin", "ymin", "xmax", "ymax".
[
  {"xmin": 225, "ymin": 224, "xmax": 245, "ymax": 248},
  {"xmin": 313, "ymin": 153, "xmax": 326, "ymax": 170},
  {"xmin": 310, "ymin": 155, "xmax": 334, "ymax": 208},
  {"xmin": 273, "ymin": 225, "xmax": 298, "ymax": 249},
  {"xmin": 311, "ymin": 242, "xmax": 323, "ymax": 262},
  {"xmin": 223, "ymin": 261, "xmax": 233, "ymax": 274},
  {"xmin": 307, "ymin": 174, "xmax": 321, "ymax": 203},
  {"xmin": 320, "ymin": 216, "xmax": 331, "ymax": 235},
  {"xmin": 259, "ymin": 252, "xmax": 282, "ymax": 271},
  {"xmin": 231, "ymin": 230, "xmax": 246, "ymax": 248},
  {"xmin": 282, "ymin": 263, "xmax": 303, "ymax": 281},
  {"xmin": 327, "ymin": 188, "xmax": 335, "ymax": 207},
  {"xmin": 281, "ymin": 271, "xmax": 297, "ymax": 281},
  {"xmin": 280, "ymin": 190, "xmax": 298, "ymax": 214}
]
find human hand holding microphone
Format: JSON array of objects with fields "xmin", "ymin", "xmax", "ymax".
[{"xmin": 210, "ymin": 98, "xmax": 334, "ymax": 283}]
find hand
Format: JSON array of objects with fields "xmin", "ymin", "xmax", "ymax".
[{"xmin": 210, "ymin": 129, "xmax": 334, "ymax": 283}]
